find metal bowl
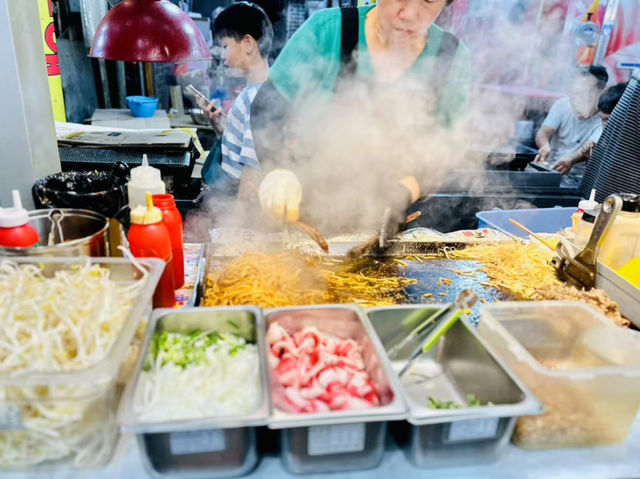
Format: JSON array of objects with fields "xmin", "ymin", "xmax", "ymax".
[
  {"xmin": 0, "ymin": 209, "xmax": 110, "ymax": 257},
  {"xmin": 189, "ymin": 108, "xmax": 210, "ymax": 126}
]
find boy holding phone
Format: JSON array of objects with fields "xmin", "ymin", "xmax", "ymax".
[{"xmin": 196, "ymin": 2, "xmax": 273, "ymax": 190}]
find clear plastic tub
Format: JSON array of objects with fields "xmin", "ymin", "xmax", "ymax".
[
  {"xmin": 0, "ymin": 256, "xmax": 164, "ymax": 471},
  {"xmin": 478, "ymin": 301, "xmax": 640, "ymax": 449},
  {"xmin": 367, "ymin": 306, "xmax": 541, "ymax": 468},
  {"xmin": 120, "ymin": 307, "xmax": 271, "ymax": 479},
  {"xmin": 264, "ymin": 305, "xmax": 406, "ymax": 474}
]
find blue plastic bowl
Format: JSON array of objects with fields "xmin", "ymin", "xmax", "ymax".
[{"xmin": 126, "ymin": 96, "xmax": 159, "ymax": 118}]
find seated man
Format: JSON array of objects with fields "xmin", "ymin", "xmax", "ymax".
[
  {"xmin": 534, "ymin": 66, "xmax": 608, "ymax": 177},
  {"xmin": 552, "ymin": 81, "xmax": 628, "ymax": 175}
]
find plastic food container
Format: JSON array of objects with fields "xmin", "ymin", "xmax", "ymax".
[
  {"xmin": 0, "ymin": 256, "xmax": 163, "ymax": 471},
  {"xmin": 265, "ymin": 305, "xmax": 406, "ymax": 474},
  {"xmin": 367, "ymin": 306, "xmax": 541, "ymax": 468},
  {"xmin": 120, "ymin": 307, "xmax": 271, "ymax": 479},
  {"xmin": 478, "ymin": 301, "xmax": 640, "ymax": 449},
  {"xmin": 126, "ymin": 96, "xmax": 159, "ymax": 118}
]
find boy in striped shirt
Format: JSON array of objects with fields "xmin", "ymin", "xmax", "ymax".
[{"xmin": 198, "ymin": 2, "xmax": 273, "ymax": 192}]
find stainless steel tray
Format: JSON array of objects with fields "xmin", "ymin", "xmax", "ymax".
[
  {"xmin": 366, "ymin": 305, "xmax": 542, "ymax": 426},
  {"xmin": 119, "ymin": 306, "xmax": 271, "ymax": 433},
  {"xmin": 264, "ymin": 305, "xmax": 407, "ymax": 429}
]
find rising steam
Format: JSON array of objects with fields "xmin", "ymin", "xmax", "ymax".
[{"xmin": 190, "ymin": 6, "xmax": 574, "ymax": 240}]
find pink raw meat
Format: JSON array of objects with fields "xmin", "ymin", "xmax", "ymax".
[{"xmin": 267, "ymin": 322, "xmax": 380, "ymax": 413}]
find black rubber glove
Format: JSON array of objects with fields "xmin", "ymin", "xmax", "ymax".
[{"xmin": 378, "ymin": 183, "xmax": 414, "ymax": 249}]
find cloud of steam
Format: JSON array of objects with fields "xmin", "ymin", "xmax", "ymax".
[{"xmin": 191, "ymin": 5, "xmax": 577, "ymax": 239}]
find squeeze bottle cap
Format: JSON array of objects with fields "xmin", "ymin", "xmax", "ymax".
[
  {"xmin": 130, "ymin": 192, "xmax": 163, "ymax": 225},
  {"xmin": 578, "ymin": 189, "xmax": 598, "ymax": 212},
  {"xmin": 0, "ymin": 190, "xmax": 30, "ymax": 228},
  {"xmin": 130, "ymin": 154, "xmax": 162, "ymax": 184}
]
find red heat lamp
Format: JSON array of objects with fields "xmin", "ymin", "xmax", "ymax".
[{"xmin": 89, "ymin": 0, "xmax": 211, "ymax": 63}]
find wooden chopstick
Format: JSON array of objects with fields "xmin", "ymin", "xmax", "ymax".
[{"xmin": 509, "ymin": 218, "xmax": 555, "ymax": 251}]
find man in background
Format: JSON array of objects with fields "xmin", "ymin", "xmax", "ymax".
[
  {"xmin": 534, "ymin": 66, "xmax": 609, "ymax": 177},
  {"xmin": 552, "ymin": 81, "xmax": 628, "ymax": 175}
]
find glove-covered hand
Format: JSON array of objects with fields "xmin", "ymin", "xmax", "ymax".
[
  {"xmin": 378, "ymin": 179, "xmax": 417, "ymax": 248},
  {"xmin": 258, "ymin": 169, "xmax": 302, "ymax": 222}
]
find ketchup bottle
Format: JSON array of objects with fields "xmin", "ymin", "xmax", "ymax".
[
  {"xmin": 0, "ymin": 190, "xmax": 39, "ymax": 248},
  {"xmin": 128, "ymin": 192, "xmax": 175, "ymax": 308},
  {"xmin": 152, "ymin": 194, "xmax": 184, "ymax": 289}
]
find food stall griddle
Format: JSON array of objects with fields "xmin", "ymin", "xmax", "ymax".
[{"xmin": 203, "ymin": 241, "xmax": 506, "ymax": 324}]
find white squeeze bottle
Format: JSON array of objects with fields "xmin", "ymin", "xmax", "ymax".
[{"xmin": 127, "ymin": 154, "xmax": 166, "ymax": 209}]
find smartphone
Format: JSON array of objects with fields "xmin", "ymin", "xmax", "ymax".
[{"xmin": 186, "ymin": 84, "xmax": 210, "ymax": 108}]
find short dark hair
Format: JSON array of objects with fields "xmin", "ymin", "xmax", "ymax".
[
  {"xmin": 584, "ymin": 65, "xmax": 609, "ymax": 89},
  {"xmin": 213, "ymin": 2, "xmax": 274, "ymax": 58},
  {"xmin": 598, "ymin": 81, "xmax": 628, "ymax": 114}
]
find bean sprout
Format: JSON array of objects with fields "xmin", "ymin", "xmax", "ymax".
[{"xmin": 0, "ymin": 260, "xmax": 145, "ymax": 468}]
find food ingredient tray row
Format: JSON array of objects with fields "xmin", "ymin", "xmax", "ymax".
[{"xmin": 118, "ymin": 304, "xmax": 543, "ymax": 476}]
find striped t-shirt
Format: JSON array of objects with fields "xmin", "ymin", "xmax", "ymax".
[{"xmin": 221, "ymin": 83, "xmax": 262, "ymax": 180}]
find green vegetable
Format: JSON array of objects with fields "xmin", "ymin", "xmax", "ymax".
[{"xmin": 143, "ymin": 330, "xmax": 248, "ymax": 370}]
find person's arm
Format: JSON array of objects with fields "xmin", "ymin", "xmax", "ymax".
[
  {"xmin": 534, "ymin": 126, "xmax": 555, "ymax": 163},
  {"xmin": 534, "ymin": 99, "xmax": 566, "ymax": 163},
  {"xmin": 251, "ymin": 10, "xmax": 340, "ymax": 221},
  {"xmin": 553, "ymin": 121, "xmax": 603, "ymax": 174},
  {"xmin": 552, "ymin": 141, "xmax": 594, "ymax": 175}
]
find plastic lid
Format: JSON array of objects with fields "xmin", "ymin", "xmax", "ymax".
[
  {"xmin": 620, "ymin": 193, "xmax": 640, "ymax": 213},
  {"xmin": 130, "ymin": 154, "xmax": 162, "ymax": 183},
  {"xmin": 578, "ymin": 189, "xmax": 598, "ymax": 212},
  {"xmin": 0, "ymin": 190, "xmax": 29, "ymax": 228},
  {"xmin": 130, "ymin": 192, "xmax": 163, "ymax": 224}
]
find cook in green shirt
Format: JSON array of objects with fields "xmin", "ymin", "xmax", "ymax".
[
  {"xmin": 270, "ymin": 5, "xmax": 470, "ymax": 125},
  {"xmin": 251, "ymin": 0, "xmax": 470, "ymax": 239}
]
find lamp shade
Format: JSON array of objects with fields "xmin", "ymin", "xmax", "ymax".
[{"xmin": 89, "ymin": 0, "xmax": 211, "ymax": 62}]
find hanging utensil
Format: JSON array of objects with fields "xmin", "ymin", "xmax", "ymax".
[
  {"xmin": 47, "ymin": 209, "xmax": 65, "ymax": 247},
  {"xmin": 397, "ymin": 289, "xmax": 478, "ymax": 378}
]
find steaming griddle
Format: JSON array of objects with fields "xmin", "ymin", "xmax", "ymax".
[
  {"xmin": 393, "ymin": 258, "xmax": 503, "ymax": 305},
  {"xmin": 202, "ymin": 241, "xmax": 507, "ymax": 325}
]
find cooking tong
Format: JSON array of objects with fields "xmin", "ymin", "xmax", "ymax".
[
  {"xmin": 551, "ymin": 194, "xmax": 622, "ymax": 290},
  {"xmin": 392, "ymin": 289, "xmax": 478, "ymax": 378}
]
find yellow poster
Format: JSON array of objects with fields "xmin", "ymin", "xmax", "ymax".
[{"xmin": 38, "ymin": 0, "xmax": 66, "ymax": 122}]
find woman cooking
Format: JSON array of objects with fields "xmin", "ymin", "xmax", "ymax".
[{"xmin": 250, "ymin": 0, "xmax": 470, "ymax": 242}]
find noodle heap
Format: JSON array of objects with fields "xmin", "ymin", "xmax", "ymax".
[
  {"xmin": 449, "ymin": 242, "xmax": 626, "ymax": 326},
  {"xmin": 203, "ymin": 251, "xmax": 416, "ymax": 308},
  {"xmin": 448, "ymin": 242, "xmax": 561, "ymax": 299}
]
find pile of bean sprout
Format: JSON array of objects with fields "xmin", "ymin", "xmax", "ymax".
[{"xmin": 0, "ymin": 260, "xmax": 146, "ymax": 468}]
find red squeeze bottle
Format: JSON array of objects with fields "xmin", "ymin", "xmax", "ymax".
[
  {"xmin": 128, "ymin": 192, "xmax": 175, "ymax": 308},
  {"xmin": 0, "ymin": 190, "xmax": 39, "ymax": 248},
  {"xmin": 152, "ymin": 194, "xmax": 184, "ymax": 289}
]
